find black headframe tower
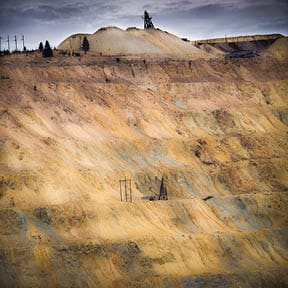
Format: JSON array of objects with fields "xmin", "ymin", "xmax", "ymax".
[
  {"xmin": 142, "ymin": 10, "xmax": 155, "ymax": 29},
  {"xmin": 119, "ymin": 177, "xmax": 132, "ymax": 202}
]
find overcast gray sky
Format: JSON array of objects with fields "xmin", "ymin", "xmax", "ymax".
[{"xmin": 0, "ymin": 0, "xmax": 287, "ymax": 50}]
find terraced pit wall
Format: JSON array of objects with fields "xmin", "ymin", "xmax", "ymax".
[
  {"xmin": 0, "ymin": 53, "xmax": 288, "ymax": 287},
  {"xmin": 191, "ymin": 33, "xmax": 282, "ymax": 44}
]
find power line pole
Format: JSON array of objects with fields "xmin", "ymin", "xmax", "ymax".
[
  {"xmin": 21, "ymin": 35, "xmax": 25, "ymax": 51},
  {"xmin": 0, "ymin": 36, "xmax": 2, "ymax": 52},
  {"xmin": 14, "ymin": 35, "xmax": 18, "ymax": 51},
  {"xmin": 7, "ymin": 35, "xmax": 10, "ymax": 51}
]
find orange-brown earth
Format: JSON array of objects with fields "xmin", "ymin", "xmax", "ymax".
[{"xmin": 0, "ymin": 37, "xmax": 288, "ymax": 287}]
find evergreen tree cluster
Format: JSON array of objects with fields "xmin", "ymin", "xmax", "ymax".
[
  {"xmin": 82, "ymin": 37, "xmax": 89, "ymax": 54},
  {"xmin": 37, "ymin": 37, "xmax": 90, "ymax": 58},
  {"xmin": 38, "ymin": 42, "xmax": 43, "ymax": 51},
  {"xmin": 39, "ymin": 40, "xmax": 53, "ymax": 57}
]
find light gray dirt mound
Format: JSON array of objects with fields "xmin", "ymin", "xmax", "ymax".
[{"xmin": 58, "ymin": 26, "xmax": 209, "ymax": 59}]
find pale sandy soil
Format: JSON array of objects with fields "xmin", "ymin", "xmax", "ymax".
[
  {"xmin": 58, "ymin": 27, "xmax": 210, "ymax": 59},
  {"xmin": 262, "ymin": 37, "xmax": 288, "ymax": 58}
]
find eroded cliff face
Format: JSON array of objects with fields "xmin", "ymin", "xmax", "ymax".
[{"xmin": 0, "ymin": 53, "xmax": 288, "ymax": 287}]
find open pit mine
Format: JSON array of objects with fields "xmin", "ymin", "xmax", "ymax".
[{"xmin": 0, "ymin": 25, "xmax": 288, "ymax": 287}]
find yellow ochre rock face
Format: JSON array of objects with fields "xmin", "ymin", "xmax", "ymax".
[{"xmin": 0, "ymin": 44, "xmax": 288, "ymax": 287}]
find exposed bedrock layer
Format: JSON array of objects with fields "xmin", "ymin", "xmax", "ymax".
[{"xmin": 0, "ymin": 53, "xmax": 288, "ymax": 287}]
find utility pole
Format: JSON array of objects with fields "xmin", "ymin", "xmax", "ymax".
[
  {"xmin": 7, "ymin": 35, "xmax": 10, "ymax": 52},
  {"xmin": 0, "ymin": 36, "xmax": 2, "ymax": 52},
  {"xmin": 21, "ymin": 35, "xmax": 25, "ymax": 51},
  {"xmin": 14, "ymin": 35, "xmax": 18, "ymax": 51}
]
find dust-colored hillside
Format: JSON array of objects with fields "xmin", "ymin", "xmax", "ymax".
[
  {"xmin": 58, "ymin": 27, "xmax": 210, "ymax": 59},
  {"xmin": 262, "ymin": 37, "xmax": 288, "ymax": 58},
  {"xmin": 0, "ymin": 41, "xmax": 288, "ymax": 287}
]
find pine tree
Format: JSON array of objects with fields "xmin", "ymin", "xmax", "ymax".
[
  {"xmin": 38, "ymin": 42, "xmax": 43, "ymax": 51},
  {"xmin": 81, "ymin": 37, "xmax": 89, "ymax": 54},
  {"xmin": 42, "ymin": 40, "xmax": 53, "ymax": 58}
]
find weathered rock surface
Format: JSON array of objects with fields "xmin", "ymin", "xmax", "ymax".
[{"xmin": 0, "ymin": 45, "xmax": 288, "ymax": 287}]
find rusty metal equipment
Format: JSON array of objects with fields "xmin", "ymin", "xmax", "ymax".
[
  {"xmin": 148, "ymin": 177, "xmax": 168, "ymax": 201},
  {"xmin": 158, "ymin": 177, "xmax": 168, "ymax": 200},
  {"xmin": 119, "ymin": 177, "xmax": 132, "ymax": 202}
]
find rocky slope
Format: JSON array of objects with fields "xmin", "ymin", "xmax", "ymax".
[{"xmin": 0, "ymin": 46, "xmax": 288, "ymax": 287}]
